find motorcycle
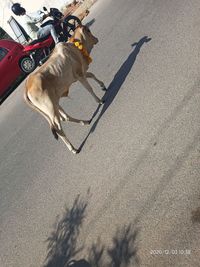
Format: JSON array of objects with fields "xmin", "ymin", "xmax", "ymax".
[{"xmin": 23, "ymin": 7, "xmax": 81, "ymax": 66}]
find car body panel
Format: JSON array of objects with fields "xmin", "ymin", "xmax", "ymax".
[{"xmin": 0, "ymin": 39, "xmax": 29, "ymax": 98}]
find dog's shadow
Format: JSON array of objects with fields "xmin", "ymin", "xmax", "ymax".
[{"xmin": 78, "ymin": 36, "xmax": 151, "ymax": 152}]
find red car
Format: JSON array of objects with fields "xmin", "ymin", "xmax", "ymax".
[{"xmin": 0, "ymin": 39, "xmax": 35, "ymax": 101}]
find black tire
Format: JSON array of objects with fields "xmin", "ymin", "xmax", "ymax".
[
  {"xmin": 63, "ymin": 15, "xmax": 82, "ymax": 38},
  {"xmin": 19, "ymin": 56, "xmax": 35, "ymax": 74}
]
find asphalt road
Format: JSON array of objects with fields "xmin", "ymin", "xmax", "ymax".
[{"xmin": 0, "ymin": 0, "xmax": 200, "ymax": 266}]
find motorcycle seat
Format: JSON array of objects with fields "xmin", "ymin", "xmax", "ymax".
[{"xmin": 29, "ymin": 35, "xmax": 51, "ymax": 45}]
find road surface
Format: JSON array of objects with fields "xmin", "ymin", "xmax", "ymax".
[{"xmin": 0, "ymin": 0, "xmax": 200, "ymax": 266}]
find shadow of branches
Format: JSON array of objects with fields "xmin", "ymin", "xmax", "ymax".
[
  {"xmin": 88, "ymin": 237, "xmax": 105, "ymax": 267},
  {"xmin": 44, "ymin": 192, "xmax": 139, "ymax": 267},
  {"xmin": 88, "ymin": 224, "xmax": 139, "ymax": 267},
  {"xmin": 44, "ymin": 193, "xmax": 90, "ymax": 267},
  {"xmin": 107, "ymin": 224, "xmax": 139, "ymax": 267},
  {"xmin": 78, "ymin": 36, "xmax": 151, "ymax": 152}
]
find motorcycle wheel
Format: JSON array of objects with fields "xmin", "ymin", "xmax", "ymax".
[
  {"xmin": 63, "ymin": 15, "xmax": 82, "ymax": 38},
  {"xmin": 19, "ymin": 56, "xmax": 35, "ymax": 74}
]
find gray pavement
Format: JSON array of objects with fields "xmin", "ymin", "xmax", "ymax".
[{"xmin": 0, "ymin": 0, "xmax": 200, "ymax": 266}]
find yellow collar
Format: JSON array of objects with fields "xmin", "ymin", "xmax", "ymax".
[{"xmin": 69, "ymin": 38, "xmax": 92, "ymax": 64}]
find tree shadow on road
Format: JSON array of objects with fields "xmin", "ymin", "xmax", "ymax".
[
  {"xmin": 43, "ymin": 192, "xmax": 140, "ymax": 267},
  {"xmin": 191, "ymin": 195, "xmax": 200, "ymax": 224},
  {"xmin": 44, "ymin": 193, "xmax": 90, "ymax": 267},
  {"xmin": 88, "ymin": 224, "xmax": 139, "ymax": 267},
  {"xmin": 78, "ymin": 36, "xmax": 151, "ymax": 152},
  {"xmin": 107, "ymin": 224, "xmax": 139, "ymax": 267}
]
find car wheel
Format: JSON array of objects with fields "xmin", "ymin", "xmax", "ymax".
[{"xmin": 19, "ymin": 57, "xmax": 35, "ymax": 73}]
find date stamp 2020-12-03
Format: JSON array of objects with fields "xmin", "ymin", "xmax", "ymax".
[{"xmin": 150, "ymin": 249, "xmax": 191, "ymax": 256}]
